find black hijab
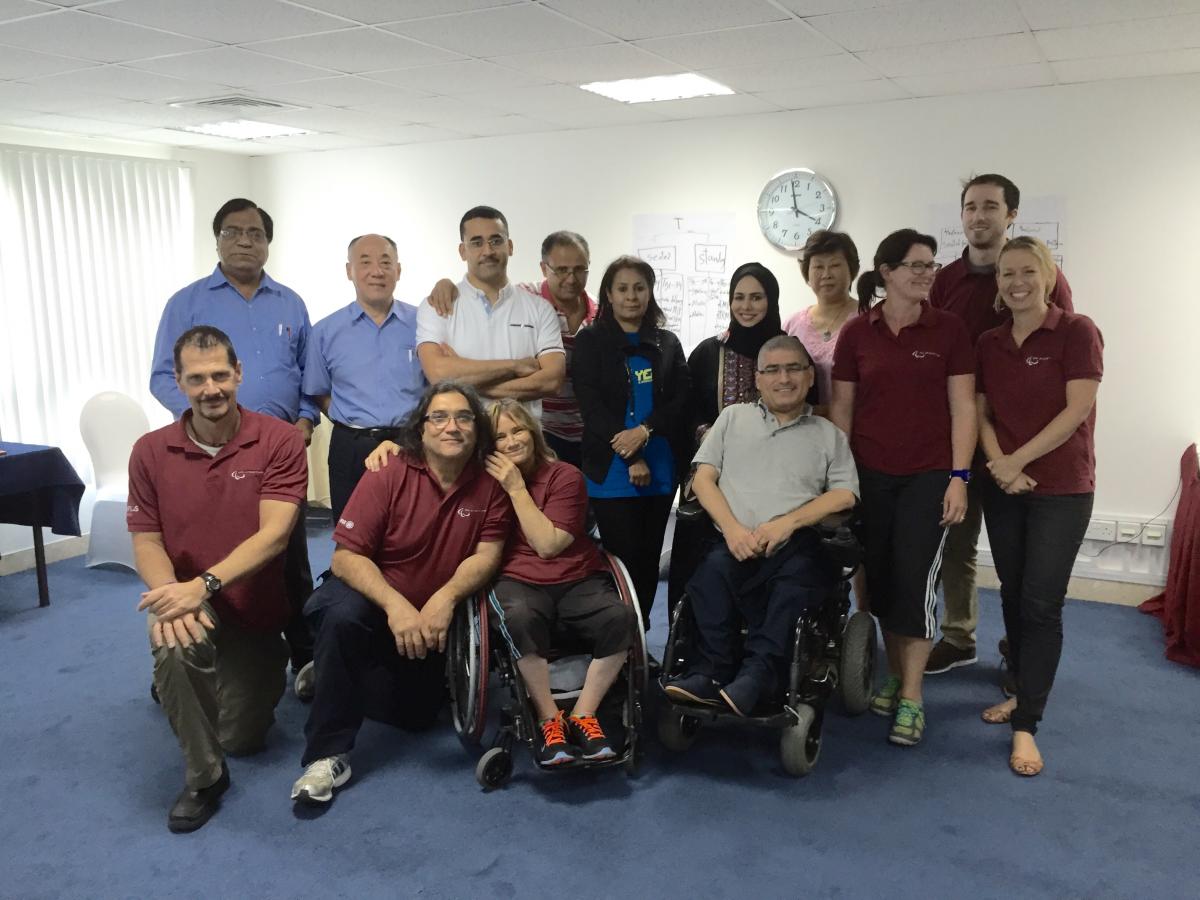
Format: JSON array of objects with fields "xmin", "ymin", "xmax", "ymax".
[{"xmin": 725, "ymin": 261, "xmax": 783, "ymax": 360}]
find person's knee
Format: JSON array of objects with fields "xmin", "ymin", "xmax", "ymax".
[
  {"xmin": 593, "ymin": 602, "xmax": 636, "ymax": 655},
  {"xmin": 152, "ymin": 632, "xmax": 215, "ymax": 672},
  {"xmin": 495, "ymin": 600, "xmax": 550, "ymax": 657}
]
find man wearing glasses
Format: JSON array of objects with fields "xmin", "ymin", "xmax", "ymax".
[
  {"xmin": 150, "ymin": 198, "xmax": 318, "ymax": 694},
  {"xmin": 424, "ymin": 229, "xmax": 594, "ymax": 467},
  {"xmin": 292, "ymin": 382, "xmax": 510, "ymax": 807},
  {"xmin": 663, "ymin": 336, "xmax": 859, "ymax": 717},
  {"xmin": 416, "ymin": 206, "xmax": 565, "ymax": 421}
]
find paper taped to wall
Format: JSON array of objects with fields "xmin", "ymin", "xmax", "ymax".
[{"xmin": 929, "ymin": 195, "xmax": 1066, "ymax": 271}]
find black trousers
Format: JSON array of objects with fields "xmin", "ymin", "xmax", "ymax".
[
  {"xmin": 591, "ymin": 493, "xmax": 674, "ymax": 631},
  {"xmin": 328, "ymin": 423, "xmax": 401, "ymax": 523},
  {"xmin": 982, "ymin": 482, "xmax": 1093, "ymax": 735},
  {"xmin": 301, "ymin": 576, "xmax": 447, "ymax": 766},
  {"xmin": 282, "ymin": 503, "xmax": 314, "ymax": 670},
  {"xmin": 544, "ymin": 433, "xmax": 582, "ymax": 470},
  {"xmin": 667, "ymin": 512, "xmax": 719, "ymax": 615}
]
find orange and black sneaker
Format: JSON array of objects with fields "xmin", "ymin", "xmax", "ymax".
[
  {"xmin": 537, "ymin": 711, "xmax": 579, "ymax": 767},
  {"xmin": 566, "ymin": 713, "xmax": 616, "ymax": 760}
]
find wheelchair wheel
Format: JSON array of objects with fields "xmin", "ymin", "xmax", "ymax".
[
  {"xmin": 837, "ymin": 610, "xmax": 876, "ymax": 716},
  {"xmin": 657, "ymin": 705, "xmax": 702, "ymax": 752},
  {"xmin": 475, "ymin": 747, "xmax": 513, "ymax": 790},
  {"xmin": 780, "ymin": 703, "xmax": 821, "ymax": 777}
]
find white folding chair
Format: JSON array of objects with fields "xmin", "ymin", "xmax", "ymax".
[{"xmin": 80, "ymin": 392, "xmax": 149, "ymax": 571}]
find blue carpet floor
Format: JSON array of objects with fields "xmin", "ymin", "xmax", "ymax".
[{"xmin": 2, "ymin": 524, "xmax": 1198, "ymax": 900}]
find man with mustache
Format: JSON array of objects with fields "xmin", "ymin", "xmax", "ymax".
[
  {"xmin": 415, "ymin": 206, "xmax": 565, "ymax": 420},
  {"xmin": 292, "ymin": 382, "xmax": 510, "ymax": 808},
  {"xmin": 129, "ymin": 326, "xmax": 308, "ymax": 832}
]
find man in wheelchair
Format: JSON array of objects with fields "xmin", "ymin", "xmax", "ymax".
[{"xmin": 664, "ymin": 335, "xmax": 858, "ymax": 717}]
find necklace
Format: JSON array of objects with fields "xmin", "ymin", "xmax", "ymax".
[{"xmin": 811, "ymin": 302, "xmax": 852, "ymax": 342}]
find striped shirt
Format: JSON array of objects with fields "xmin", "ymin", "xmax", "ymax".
[{"xmin": 519, "ymin": 280, "xmax": 595, "ymax": 442}]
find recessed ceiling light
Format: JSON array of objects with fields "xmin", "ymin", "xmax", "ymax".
[
  {"xmin": 177, "ymin": 119, "xmax": 314, "ymax": 140},
  {"xmin": 579, "ymin": 73, "xmax": 734, "ymax": 104}
]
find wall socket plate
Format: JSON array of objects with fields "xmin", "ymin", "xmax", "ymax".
[
  {"xmin": 1141, "ymin": 524, "xmax": 1168, "ymax": 547},
  {"xmin": 1084, "ymin": 519, "xmax": 1116, "ymax": 542},
  {"xmin": 1117, "ymin": 521, "xmax": 1142, "ymax": 543}
]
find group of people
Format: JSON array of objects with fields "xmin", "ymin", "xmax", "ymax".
[{"xmin": 128, "ymin": 173, "xmax": 1102, "ymax": 834}]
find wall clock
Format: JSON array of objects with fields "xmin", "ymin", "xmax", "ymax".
[{"xmin": 757, "ymin": 168, "xmax": 838, "ymax": 252}]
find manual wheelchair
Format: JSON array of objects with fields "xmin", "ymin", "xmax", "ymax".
[
  {"xmin": 446, "ymin": 551, "xmax": 649, "ymax": 789},
  {"xmin": 657, "ymin": 511, "xmax": 875, "ymax": 776}
]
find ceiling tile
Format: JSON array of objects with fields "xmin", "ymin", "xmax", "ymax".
[
  {"xmin": 125, "ymin": 46, "xmax": 337, "ymax": 88},
  {"xmin": 0, "ymin": 44, "xmax": 92, "ymax": 79},
  {"xmin": 492, "ymin": 44, "xmax": 681, "ymax": 84},
  {"xmin": 807, "ymin": 0, "xmax": 1027, "ymax": 52},
  {"xmin": 268, "ymin": 76, "xmax": 432, "ymax": 108},
  {"xmin": 355, "ymin": 122, "xmax": 471, "ymax": 144},
  {"xmin": 1017, "ymin": 0, "xmax": 1200, "ymax": 31},
  {"xmin": 0, "ymin": 79, "xmax": 101, "ymax": 112},
  {"xmin": 382, "ymin": 5, "xmax": 611, "ymax": 57},
  {"xmin": 0, "ymin": 9, "xmax": 214, "ymax": 62},
  {"xmin": 92, "ymin": 0, "xmax": 351, "ymax": 44},
  {"xmin": 250, "ymin": 132, "xmax": 384, "ymax": 151},
  {"xmin": 246, "ymin": 105, "xmax": 397, "ymax": 131},
  {"xmin": 775, "ymin": 1, "xmax": 913, "ymax": 13},
  {"xmin": 894, "ymin": 61, "xmax": 1054, "ymax": 96},
  {"xmin": 249, "ymin": 25, "xmax": 460, "ymax": 72},
  {"xmin": 117, "ymin": 126, "xmax": 242, "ymax": 148},
  {"xmin": 0, "ymin": 1, "xmax": 54, "ymax": 24},
  {"xmin": 526, "ymin": 103, "xmax": 667, "ymax": 129},
  {"xmin": 7, "ymin": 111, "xmax": 143, "ymax": 135},
  {"xmin": 295, "ymin": 0, "xmax": 526, "ymax": 25},
  {"xmin": 425, "ymin": 112, "xmax": 555, "ymax": 136},
  {"xmin": 367, "ymin": 59, "xmax": 550, "ymax": 92},
  {"xmin": 859, "ymin": 32, "xmax": 1043, "ymax": 77},
  {"xmin": 79, "ymin": 101, "xmax": 243, "ymax": 128},
  {"xmin": 1051, "ymin": 47, "xmax": 1200, "ymax": 82},
  {"xmin": 756, "ymin": 78, "xmax": 910, "ymax": 108},
  {"xmin": 343, "ymin": 95, "xmax": 499, "ymax": 123},
  {"xmin": 1036, "ymin": 14, "xmax": 1200, "ymax": 60},
  {"xmin": 543, "ymin": 0, "xmax": 788, "ymax": 40},
  {"xmin": 28, "ymin": 65, "xmax": 224, "ymax": 102},
  {"xmin": 646, "ymin": 92, "xmax": 782, "ymax": 120},
  {"xmin": 635, "ymin": 20, "xmax": 840, "ymax": 69},
  {"xmin": 468, "ymin": 82, "xmax": 633, "ymax": 116},
  {"xmin": 703, "ymin": 53, "xmax": 878, "ymax": 92}
]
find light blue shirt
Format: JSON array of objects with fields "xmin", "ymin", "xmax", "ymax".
[
  {"xmin": 150, "ymin": 265, "xmax": 318, "ymax": 423},
  {"xmin": 303, "ymin": 300, "xmax": 425, "ymax": 427}
]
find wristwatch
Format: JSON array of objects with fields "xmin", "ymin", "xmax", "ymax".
[
  {"xmin": 950, "ymin": 469, "xmax": 971, "ymax": 484},
  {"xmin": 199, "ymin": 572, "xmax": 222, "ymax": 595}
]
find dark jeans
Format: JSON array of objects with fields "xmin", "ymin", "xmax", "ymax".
[
  {"xmin": 667, "ymin": 511, "xmax": 719, "ymax": 616},
  {"xmin": 685, "ymin": 532, "xmax": 832, "ymax": 687},
  {"xmin": 328, "ymin": 423, "xmax": 401, "ymax": 523},
  {"xmin": 982, "ymin": 483, "xmax": 1093, "ymax": 736},
  {"xmin": 282, "ymin": 503, "xmax": 314, "ymax": 670},
  {"xmin": 591, "ymin": 493, "xmax": 674, "ymax": 631},
  {"xmin": 301, "ymin": 576, "xmax": 447, "ymax": 765}
]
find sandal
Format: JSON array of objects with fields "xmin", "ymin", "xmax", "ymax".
[
  {"xmin": 981, "ymin": 701, "xmax": 1014, "ymax": 724},
  {"xmin": 1009, "ymin": 754, "xmax": 1044, "ymax": 777}
]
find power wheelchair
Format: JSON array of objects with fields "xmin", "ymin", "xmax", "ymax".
[
  {"xmin": 446, "ymin": 551, "xmax": 649, "ymax": 789},
  {"xmin": 657, "ymin": 511, "xmax": 874, "ymax": 776}
]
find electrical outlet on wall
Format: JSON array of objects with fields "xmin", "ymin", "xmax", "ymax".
[
  {"xmin": 1142, "ymin": 524, "xmax": 1168, "ymax": 547},
  {"xmin": 1084, "ymin": 519, "xmax": 1116, "ymax": 542},
  {"xmin": 1117, "ymin": 521, "xmax": 1141, "ymax": 543}
]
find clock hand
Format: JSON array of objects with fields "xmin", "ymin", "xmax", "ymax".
[
  {"xmin": 797, "ymin": 207, "xmax": 819, "ymax": 224},
  {"xmin": 790, "ymin": 182, "xmax": 801, "ymax": 216}
]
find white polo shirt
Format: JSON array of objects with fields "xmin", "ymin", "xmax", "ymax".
[{"xmin": 416, "ymin": 277, "xmax": 565, "ymax": 418}]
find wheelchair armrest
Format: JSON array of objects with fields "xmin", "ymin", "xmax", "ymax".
[{"xmin": 816, "ymin": 505, "xmax": 862, "ymax": 573}]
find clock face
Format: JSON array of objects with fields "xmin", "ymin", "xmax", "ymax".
[{"xmin": 757, "ymin": 168, "xmax": 838, "ymax": 252}]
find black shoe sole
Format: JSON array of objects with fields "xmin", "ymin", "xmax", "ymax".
[
  {"xmin": 168, "ymin": 806, "xmax": 219, "ymax": 833},
  {"xmin": 663, "ymin": 685, "xmax": 722, "ymax": 707}
]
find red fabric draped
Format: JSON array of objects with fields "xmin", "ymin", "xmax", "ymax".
[{"xmin": 1139, "ymin": 443, "xmax": 1200, "ymax": 668}]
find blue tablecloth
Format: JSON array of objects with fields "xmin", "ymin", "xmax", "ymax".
[{"xmin": 0, "ymin": 442, "xmax": 85, "ymax": 535}]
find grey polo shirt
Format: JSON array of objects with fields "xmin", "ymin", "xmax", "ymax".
[{"xmin": 692, "ymin": 401, "xmax": 859, "ymax": 531}]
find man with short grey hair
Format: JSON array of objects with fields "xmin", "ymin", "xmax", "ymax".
[{"xmin": 664, "ymin": 335, "xmax": 859, "ymax": 717}]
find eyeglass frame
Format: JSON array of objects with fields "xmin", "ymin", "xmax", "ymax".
[
  {"xmin": 423, "ymin": 410, "xmax": 477, "ymax": 429},
  {"xmin": 218, "ymin": 226, "xmax": 269, "ymax": 244},
  {"xmin": 543, "ymin": 264, "xmax": 589, "ymax": 280},
  {"xmin": 892, "ymin": 261, "xmax": 943, "ymax": 274},
  {"xmin": 464, "ymin": 235, "xmax": 508, "ymax": 250},
  {"xmin": 756, "ymin": 363, "xmax": 812, "ymax": 376}
]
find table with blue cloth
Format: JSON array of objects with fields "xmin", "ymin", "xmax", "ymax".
[{"xmin": 0, "ymin": 442, "xmax": 85, "ymax": 608}]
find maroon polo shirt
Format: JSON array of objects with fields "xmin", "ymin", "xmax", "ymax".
[
  {"xmin": 501, "ymin": 460, "xmax": 605, "ymax": 585},
  {"xmin": 977, "ymin": 306, "xmax": 1103, "ymax": 495},
  {"xmin": 832, "ymin": 303, "xmax": 974, "ymax": 476},
  {"xmin": 126, "ymin": 407, "xmax": 308, "ymax": 632},
  {"xmin": 334, "ymin": 453, "xmax": 511, "ymax": 608},
  {"xmin": 930, "ymin": 247, "xmax": 1074, "ymax": 344}
]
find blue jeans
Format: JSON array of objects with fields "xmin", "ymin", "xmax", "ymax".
[{"xmin": 685, "ymin": 531, "xmax": 833, "ymax": 687}]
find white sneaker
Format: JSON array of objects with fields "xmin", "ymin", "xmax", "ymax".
[
  {"xmin": 291, "ymin": 755, "xmax": 350, "ymax": 805},
  {"xmin": 293, "ymin": 661, "xmax": 315, "ymax": 702}
]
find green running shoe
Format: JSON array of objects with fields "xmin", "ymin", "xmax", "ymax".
[
  {"xmin": 889, "ymin": 699, "xmax": 926, "ymax": 747},
  {"xmin": 869, "ymin": 675, "xmax": 901, "ymax": 717}
]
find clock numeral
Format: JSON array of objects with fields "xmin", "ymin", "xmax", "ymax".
[{"xmin": 815, "ymin": 191, "xmax": 821, "ymax": 199}]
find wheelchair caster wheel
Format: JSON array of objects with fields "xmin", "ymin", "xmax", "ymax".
[
  {"xmin": 781, "ymin": 703, "xmax": 821, "ymax": 777},
  {"xmin": 656, "ymin": 706, "xmax": 701, "ymax": 752},
  {"xmin": 475, "ymin": 748, "xmax": 513, "ymax": 790},
  {"xmin": 838, "ymin": 610, "xmax": 876, "ymax": 716}
]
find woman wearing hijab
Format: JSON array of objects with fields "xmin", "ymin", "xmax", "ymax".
[{"xmin": 666, "ymin": 262, "xmax": 785, "ymax": 612}]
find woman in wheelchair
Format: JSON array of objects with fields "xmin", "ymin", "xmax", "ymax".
[{"xmin": 366, "ymin": 400, "xmax": 636, "ymax": 767}]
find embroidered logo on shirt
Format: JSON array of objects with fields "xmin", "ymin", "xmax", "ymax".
[
  {"xmin": 127, "ymin": 504, "xmax": 140, "ymax": 513},
  {"xmin": 231, "ymin": 470, "xmax": 264, "ymax": 480},
  {"xmin": 338, "ymin": 518, "xmax": 355, "ymax": 530},
  {"xmin": 457, "ymin": 507, "xmax": 487, "ymax": 518},
  {"xmin": 911, "ymin": 350, "xmax": 942, "ymax": 360},
  {"xmin": 632, "ymin": 366, "xmax": 653, "ymax": 384},
  {"xmin": 1025, "ymin": 356, "xmax": 1052, "ymax": 366}
]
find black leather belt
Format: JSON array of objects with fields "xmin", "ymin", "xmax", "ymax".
[{"xmin": 332, "ymin": 420, "xmax": 402, "ymax": 440}]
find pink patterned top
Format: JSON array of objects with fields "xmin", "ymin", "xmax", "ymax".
[{"xmin": 783, "ymin": 305, "xmax": 858, "ymax": 407}]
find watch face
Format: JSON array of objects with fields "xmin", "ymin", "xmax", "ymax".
[{"xmin": 757, "ymin": 168, "xmax": 837, "ymax": 252}]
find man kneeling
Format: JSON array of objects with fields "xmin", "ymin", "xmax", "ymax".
[
  {"xmin": 293, "ymin": 382, "xmax": 510, "ymax": 806},
  {"xmin": 664, "ymin": 336, "xmax": 858, "ymax": 716}
]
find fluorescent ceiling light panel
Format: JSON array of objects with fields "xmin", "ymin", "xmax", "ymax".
[
  {"xmin": 580, "ymin": 73, "xmax": 734, "ymax": 103},
  {"xmin": 178, "ymin": 119, "xmax": 314, "ymax": 140}
]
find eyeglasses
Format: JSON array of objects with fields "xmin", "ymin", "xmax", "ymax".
[
  {"xmin": 757, "ymin": 363, "xmax": 811, "ymax": 376},
  {"xmin": 219, "ymin": 227, "xmax": 268, "ymax": 243},
  {"xmin": 894, "ymin": 261, "xmax": 942, "ymax": 274},
  {"xmin": 545, "ymin": 265, "xmax": 589, "ymax": 279},
  {"xmin": 466, "ymin": 236, "xmax": 507, "ymax": 250},
  {"xmin": 424, "ymin": 410, "xmax": 477, "ymax": 429}
]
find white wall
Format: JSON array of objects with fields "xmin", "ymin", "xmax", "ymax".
[
  {"xmin": 0, "ymin": 127, "xmax": 253, "ymax": 563},
  {"xmin": 256, "ymin": 73, "xmax": 1200, "ymax": 542}
]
